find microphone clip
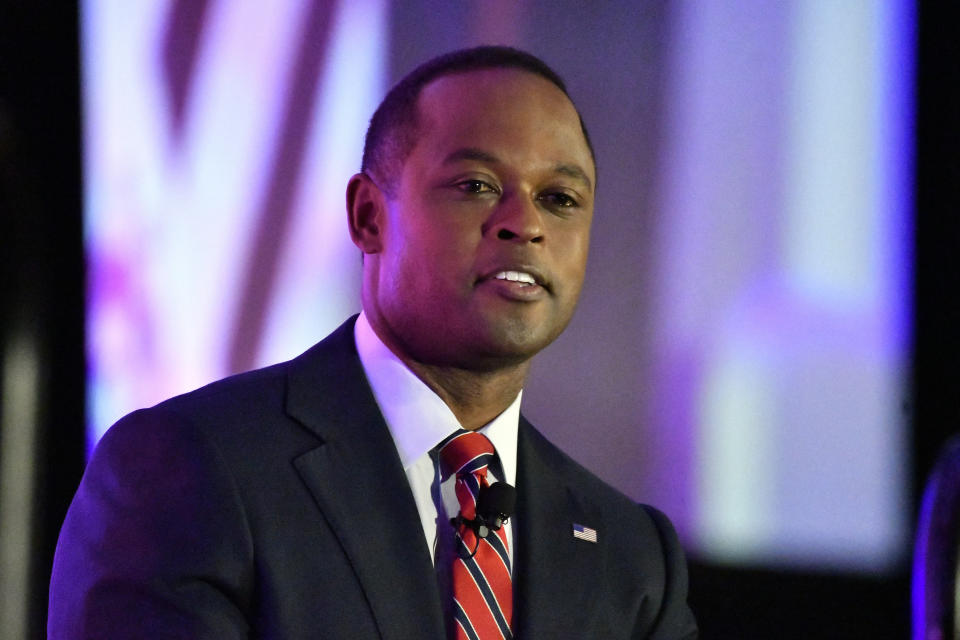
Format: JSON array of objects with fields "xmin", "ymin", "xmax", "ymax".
[
  {"xmin": 449, "ymin": 481, "xmax": 517, "ymax": 541},
  {"xmin": 449, "ymin": 513, "xmax": 502, "ymax": 541}
]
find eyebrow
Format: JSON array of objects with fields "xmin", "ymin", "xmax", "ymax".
[
  {"xmin": 553, "ymin": 164, "xmax": 593, "ymax": 193},
  {"xmin": 442, "ymin": 147, "xmax": 500, "ymax": 165},
  {"xmin": 442, "ymin": 147, "xmax": 594, "ymax": 193}
]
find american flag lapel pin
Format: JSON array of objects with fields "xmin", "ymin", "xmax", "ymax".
[{"xmin": 572, "ymin": 523, "xmax": 597, "ymax": 543}]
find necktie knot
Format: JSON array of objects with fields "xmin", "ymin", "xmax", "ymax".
[{"xmin": 438, "ymin": 429, "xmax": 496, "ymax": 482}]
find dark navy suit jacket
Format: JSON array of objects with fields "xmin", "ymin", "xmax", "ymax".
[{"xmin": 49, "ymin": 317, "xmax": 697, "ymax": 638}]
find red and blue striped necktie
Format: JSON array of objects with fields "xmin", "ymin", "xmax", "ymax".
[{"xmin": 438, "ymin": 430, "xmax": 513, "ymax": 640}]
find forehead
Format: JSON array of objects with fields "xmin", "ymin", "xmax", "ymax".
[{"xmin": 410, "ymin": 68, "xmax": 595, "ymax": 181}]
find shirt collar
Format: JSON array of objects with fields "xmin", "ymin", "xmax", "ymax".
[{"xmin": 354, "ymin": 311, "xmax": 519, "ymax": 485}]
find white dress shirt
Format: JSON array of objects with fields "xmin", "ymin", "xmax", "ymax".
[{"xmin": 354, "ymin": 311, "xmax": 519, "ymax": 567}]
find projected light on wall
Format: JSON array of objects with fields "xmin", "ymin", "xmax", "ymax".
[
  {"xmin": 82, "ymin": 0, "xmax": 385, "ymax": 449},
  {"xmin": 83, "ymin": 0, "xmax": 913, "ymax": 573},
  {"xmin": 651, "ymin": 1, "xmax": 912, "ymax": 570}
]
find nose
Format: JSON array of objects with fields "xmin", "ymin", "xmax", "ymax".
[{"xmin": 484, "ymin": 193, "xmax": 544, "ymax": 244}]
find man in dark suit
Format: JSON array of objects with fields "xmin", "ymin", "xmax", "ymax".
[{"xmin": 49, "ymin": 47, "xmax": 697, "ymax": 639}]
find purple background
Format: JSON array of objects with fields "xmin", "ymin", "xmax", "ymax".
[{"xmin": 83, "ymin": 0, "xmax": 913, "ymax": 572}]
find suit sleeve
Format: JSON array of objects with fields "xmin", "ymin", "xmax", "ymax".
[
  {"xmin": 635, "ymin": 505, "xmax": 698, "ymax": 640},
  {"xmin": 48, "ymin": 408, "xmax": 254, "ymax": 639}
]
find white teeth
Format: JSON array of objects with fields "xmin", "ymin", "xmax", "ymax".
[{"xmin": 494, "ymin": 270, "xmax": 536, "ymax": 284}]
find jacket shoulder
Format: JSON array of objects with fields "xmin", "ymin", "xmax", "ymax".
[{"xmin": 112, "ymin": 316, "xmax": 360, "ymax": 441}]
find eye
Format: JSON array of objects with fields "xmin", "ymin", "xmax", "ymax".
[
  {"xmin": 457, "ymin": 180, "xmax": 498, "ymax": 193},
  {"xmin": 441, "ymin": 176, "xmax": 502, "ymax": 202},
  {"xmin": 538, "ymin": 191, "xmax": 579, "ymax": 208},
  {"xmin": 457, "ymin": 180, "xmax": 493, "ymax": 193},
  {"xmin": 456, "ymin": 179, "xmax": 498, "ymax": 194}
]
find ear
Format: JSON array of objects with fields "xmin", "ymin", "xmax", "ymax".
[{"xmin": 346, "ymin": 172, "xmax": 386, "ymax": 254}]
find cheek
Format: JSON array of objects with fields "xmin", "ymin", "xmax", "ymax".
[
  {"xmin": 407, "ymin": 221, "xmax": 478, "ymax": 277},
  {"xmin": 381, "ymin": 231, "xmax": 451, "ymax": 306},
  {"xmin": 558, "ymin": 227, "xmax": 591, "ymax": 274}
]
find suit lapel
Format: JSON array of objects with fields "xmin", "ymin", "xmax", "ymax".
[
  {"xmin": 285, "ymin": 318, "xmax": 446, "ymax": 640},
  {"xmin": 514, "ymin": 419, "xmax": 604, "ymax": 637}
]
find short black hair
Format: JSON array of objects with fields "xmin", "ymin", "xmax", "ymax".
[{"xmin": 361, "ymin": 45, "xmax": 594, "ymax": 193}]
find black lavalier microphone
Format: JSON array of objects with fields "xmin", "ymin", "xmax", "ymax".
[
  {"xmin": 476, "ymin": 482, "xmax": 516, "ymax": 535},
  {"xmin": 451, "ymin": 481, "xmax": 517, "ymax": 540}
]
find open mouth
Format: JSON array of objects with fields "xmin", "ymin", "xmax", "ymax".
[
  {"xmin": 478, "ymin": 267, "xmax": 551, "ymax": 301},
  {"xmin": 492, "ymin": 270, "xmax": 538, "ymax": 285}
]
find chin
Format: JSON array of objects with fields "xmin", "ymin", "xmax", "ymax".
[{"xmin": 474, "ymin": 322, "xmax": 559, "ymax": 367}]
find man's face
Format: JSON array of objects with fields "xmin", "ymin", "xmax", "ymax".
[{"xmin": 363, "ymin": 68, "xmax": 595, "ymax": 370}]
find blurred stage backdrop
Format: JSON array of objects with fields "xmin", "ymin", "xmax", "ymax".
[{"xmin": 83, "ymin": 0, "xmax": 913, "ymax": 575}]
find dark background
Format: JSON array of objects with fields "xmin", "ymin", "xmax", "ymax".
[{"xmin": 2, "ymin": 3, "xmax": 957, "ymax": 637}]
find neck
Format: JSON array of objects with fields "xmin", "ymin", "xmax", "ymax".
[
  {"xmin": 361, "ymin": 304, "xmax": 533, "ymax": 430},
  {"xmin": 402, "ymin": 359, "xmax": 530, "ymax": 431}
]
